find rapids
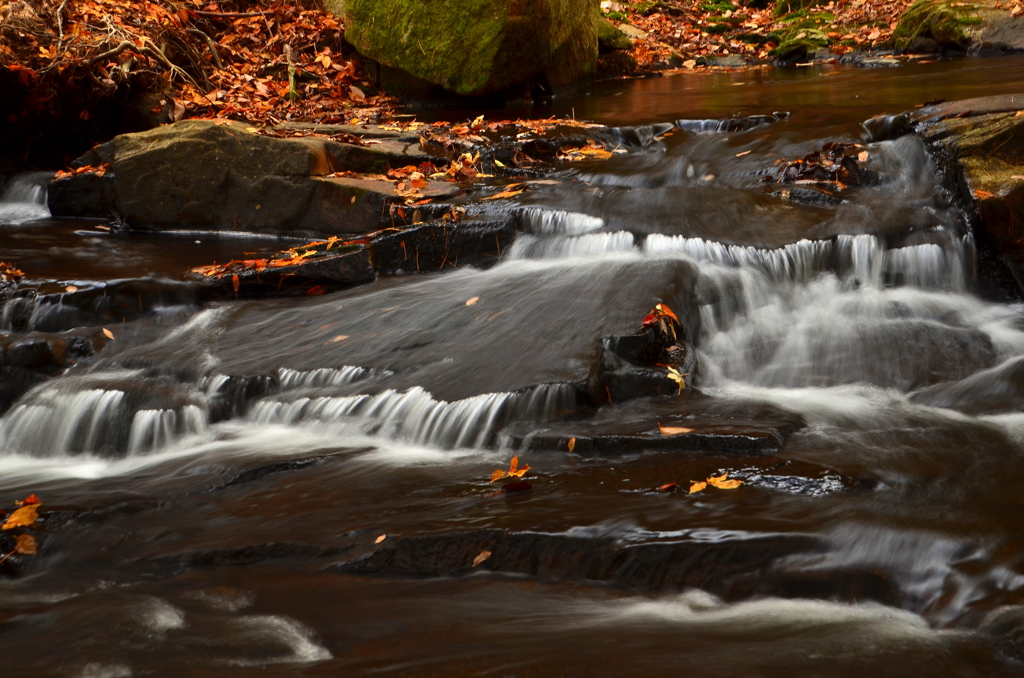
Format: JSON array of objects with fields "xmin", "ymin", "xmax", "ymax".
[{"xmin": 6, "ymin": 58, "xmax": 1024, "ymax": 676}]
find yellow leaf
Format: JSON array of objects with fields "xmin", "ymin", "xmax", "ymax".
[
  {"xmin": 483, "ymin": 189, "xmax": 524, "ymax": 201},
  {"xmin": 689, "ymin": 481, "xmax": 707, "ymax": 494},
  {"xmin": 665, "ymin": 366, "xmax": 687, "ymax": 394},
  {"xmin": 567, "ymin": 436, "xmax": 576, "ymax": 452},
  {"xmin": 14, "ymin": 534, "xmax": 37, "ymax": 555},
  {"xmin": 707, "ymin": 473, "xmax": 729, "ymax": 483},
  {"xmin": 711, "ymin": 479, "xmax": 743, "ymax": 489},
  {"xmin": 658, "ymin": 423, "xmax": 694, "ymax": 436},
  {"xmin": 495, "ymin": 159, "xmax": 506, "ymax": 168},
  {"xmin": 374, "ymin": 534, "xmax": 386, "ymax": 544},
  {"xmin": 102, "ymin": 328, "xmax": 114, "ymax": 339},
  {"xmin": 466, "ymin": 296, "xmax": 479, "ymax": 306},
  {"xmin": 3, "ymin": 504, "xmax": 38, "ymax": 530},
  {"xmin": 472, "ymin": 549, "xmax": 492, "ymax": 567},
  {"xmin": 490, "ymin": 469, "xmax": 508, "ymax": 483}
]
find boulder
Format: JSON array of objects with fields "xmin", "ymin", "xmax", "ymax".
[
  {"xmin": 893, "ymin": 0, "xmax": 1024, "ymax": 53},
  {"xmin": 49, "ymin": 120, "xmax": 454, "ymax": 236},
  {"xmin": 343, "ymin": 0, "xmax": 599, "ymax": 97}
]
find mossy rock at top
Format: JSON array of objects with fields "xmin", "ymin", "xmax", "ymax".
[
  {"xmin": 773, "ymin": 0, "xmax": 829, "ymax": 17},
  {"xmin": 597, "ymin": 17, "xmax": 632, "ymax": 51},
  {"xmin": 892, "ymin": 0, "xmax": 981, "ymax": 49},
  {"xmin": 344, "ymin": 0, "xmax": 599, "ymax": 97},
  {"xmin": 771, "ymin": 27, "xmax": 828, "ymax": 60}
]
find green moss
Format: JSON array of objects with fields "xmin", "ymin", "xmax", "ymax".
[
  {"xmin": 597, "ymin": 17, "xmax": 632, "ymax": 50},
  {"xmin": 736, "ymin": 32, "xmax": 773, "ymax": 44},
  {"xmin": 345, "ymin": 0, "xmax": 597, "ymax": 96},
  {"xmin": 701, "ymin": 0, "xmax": 736, "ymax": 12},
  {"xmin": 892, "ymin": 0, "xmax": 981, "ymax": 49},
  {"xmin": 770, "ymin": 27, "xmax": 828, "ymax": 59},
  {"xmin": 705, "ymin": 22, "xmax": 733, "ymax": 34}
]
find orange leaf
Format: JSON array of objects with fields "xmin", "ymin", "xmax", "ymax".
[
  {"xmin": 19, "ymin": 494, "xmax": 40, "ymax": 506},
  {"xmin": 974, "ymin": 189, "xmax": 994, "ymax": 200},
  {"xmin": 658, "ymin": 423, "xmax": 694, "ymax": 436},
  {"xmin": 708, "ymin": 473, "xmax": 743, "ymax": 490},
  {"xmin": 707, "ymin": 473, "xmax": 729, "ymax": 483},
  {"xmin": 3, "ymin": 504, "xmax": 38, "ymax": 530},
  {"xmin": 567, "ymin": 436, "xmax": 576, "ymax": 452},
  {"xmin": 14, "ymin": 534, "xmax": 37, "ymax": 555},
  {"xmin": 472, "ymin": 550, "xmax": 492, "ymax": 566},
  {"xmin": 858, "ymin": 151, "xmax": 869, "ymax": 163},
  {"xmin": 689, "ymin": 481, "xmax": 707, "ymax": 494},
  {"xmin": 658, "ymin": 482, "xmax": 678, "ymax": 491},
  {"xmin": 374, "ymin": 534, "xmax": 386, "ymax": 544},
  {"xmin": 231, "ymin": 274, "xmax": 240, "ymax": 293},
  {"xmin": 466, "ymin": 296, "xmax": 479, "ymax": 306},
  {"xmin": 509, "ymin": 456, "xmax": 519, "ymax": 474},
  {"xmin": 102, "ymin": 328, "xmax": 115, "ymax": 339},
  {"xmin": 654, "ymin": 303, "xmax": 678, "ymax": 322},
  {"xmin": 490, "ymin": 469, "xmax": 508, "ymax": 483}
]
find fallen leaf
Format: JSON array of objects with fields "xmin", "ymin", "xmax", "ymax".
[
  {"xmin": 374, "ymin": 534, "xmax": 386, "ymax": 544},
  {"xmin": 664, "ymin": 366, "xmax": 688, "ymax": 394},
  {"xmin": 231, "ymin": 274, "xmax": 240, "ymax": 293},
  {"xmin": 14, "ymin": 534, "xmax": 37, "ymax": 555},
  {"xmin": 735, "ymin": 150, "xmax": 752, "ymax": 157},
  {"xmin": 3, "ymin": 504, "xmax": 38, "ymax": 530},
  {"xmin": 349, "ymin": 85, "xmax": 365, "ymax": 100},
  {"xmin": 658, "ymin": 482, "xmax": 678, "ymax": 491},
  {"xmin": 490, "ymin": 469, "xmax": 507, "ymax": 482},
  {"xmin": 306, "ymin": 284, "xmax": 326, "ymax": 296},
  {"xmin": 102, "ymin": 328, "xmax": 114, "ymax": 339},
  {"xmin": 689, "ymin": 481, "xmax": 707, "ymax": 494},
  {"xmin": 329, "ymin": 335, "xmax": 349, "ymax": 343},
  {"xmin": 491, "ymin": 455, "xmax": 530, "ymax": 481},
  {"xmin": 858, "ymin": 151, "xmax": 869, "ymax": 162},
  {"xmin": 483, "ymin": 189, "xmax": 524, "ymax": 200},
  {"xmin": 466, "ymin": 296, "xmax": 479, "ymax": 306},
  {"xmin": 65, "ymin": 285, "xmax": 78, "ymax": 293},
  {"xmin": 472, "ymin": 550, "xmax": 492, "ymax": 566},
  {"xmin": 19, "ymin": 494, "xmax": 40, "ymax": 506},
  {"xmin": 567, "ymin": 436, "xmax": 576, "ymax": 452},
  {"xmin": 707, "ymin": 472, "xmax": 743, "ymax": 489},
  {"xmin": 658, "ymin": 423, "xmax": 694, "ymax": 435},
  {"xmin": 974, "ymin": 189, "xmax": 994, "ymax": 200},
  {"xmin": 683, "ymin": 59, "xmax": 697, "ymax": 69}
]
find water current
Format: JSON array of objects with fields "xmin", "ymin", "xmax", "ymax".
[{"xmin": 5, "ymin": 57, "xmax": 1024, "ymax": 676}]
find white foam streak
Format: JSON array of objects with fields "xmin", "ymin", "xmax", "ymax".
[{"xmin": 0, "ymin": 172, "xmax": 51, "ymax": 223}]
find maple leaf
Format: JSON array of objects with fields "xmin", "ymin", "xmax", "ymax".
[
  {"xmin": 707, "ymin": 473, "xmax": 743, "ymax": 490},
  {"xmin": 490, "ymin": 455, "xmax": 530, "ymax": 482},
  {"xmin": 14, "ymin": 534, "xmax": 37, "ymax": 555},
  {"xmin": 689, "ymin": 481, "xmax": 707, "ymax": 494},
  {"xmin": 3, "ymin": 504, "xmax": 39, "ymax": 530}
]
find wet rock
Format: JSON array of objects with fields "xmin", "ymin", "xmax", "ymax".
[
  {"xmin": 191, "ymin": 246, "xmax": 376, "ymax": 301},
  {"xmin": 343, "ymin": 0, "xmax": 599, "ymax": 97},
  {"xmin": 597, "ymin": 17, "xmax": 632, "ymax": 51},
  {"xmin": 894, "ymin": 0, "xmax": 1024, "ymax": 54},
  {"xmin": 335, "ymin": 528, "xmax": 900, "ymax": 604},
  {"xmin": 910, "ymin": 355, "xmax": 1024, "ymax": 415},
  {"xmin": 676, "ymin": 112, "xmax": 789, "ymax": 134},
  {"xmin": 49, "ymin": 120, "xmax": 453, "ymax": 236},
  {"xmin": 373, "ymin": 216, "xmax": 517, "ymax": 273}
]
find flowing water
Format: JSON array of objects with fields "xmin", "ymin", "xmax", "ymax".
[{"xmin": 6, "ymin": 58, "xmax": 1024, "ymax": 677}]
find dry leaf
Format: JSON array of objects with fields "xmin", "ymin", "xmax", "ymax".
[
  {"xmin": 374, "ymin": 534, "xmax": 386, "ymax": 544},
  {"xmin": 14, "ymin": 534, "xmax": 37, "ymax": 555},
  {"xmin": 3, "ymin": 504, "xmax": 38, "ymax": 530},
  {"xmin": 689, "ymin": 481, "xmax": 707, "ymax": 494},
  {"xmin": 65, "ymin": 285, "xmax": 78, "ymax": 293},
  {"xmin": 18, "ymin": 494, "xmax": 40, "ymax": 506},
  {"xmin": 329, "ymin": 335, "xmax": 349, "ymax": 343},
  {"xmin": 683, "ymin": 59, "xmax": 697, "ymax": 69},
  {"xmin": 472, "ymin": 550, "xmax": 492, "ymax": 567},
  {"xmin": 858, "ymin": 151, "xmax": 869, "ymax": 162},
  {"xmin": 491, "ymin": 456, "xmax": 530, "ymax": 482},
  {"xmin": 735, "ymin": 150, "xmax": 752, "ymax": 157},
  {"xmin": 658, "ymin": 482, "xmax": 678, "ymax": 491},
  {"xmin": 974, "ymin": 189, "xmax": 994, "ymax": 200},
  {"xmin": 102, "ymin": 328, "xmax": 114, "ymax": 339},
  {"xmin": 483, "ymin": 189, "xmax": 524, "ymax": 201},
  {"xmin": 664, "ymin": 366, "xmax": 687, "ymax": 394},
  {"xmin": 349, "ymin": 85, "xmax": 365, "ymax": 100},
  {"xmin": 658, "ymin": 423, "xmax": 694, "ymax": 435},
  {"xmin": 567, "ymin": 436, "xmax": 576, "ymax": 452},
  {"xmin": 466, "ymin": 296, "xmax": 479, "ymax": 306},
  {"xmin": 231, "ymin": 274, "xmax": 240, "ymax": 293}
]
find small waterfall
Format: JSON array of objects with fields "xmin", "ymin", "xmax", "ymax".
[
  {"xmin": 127, "ymin": 405, "xmax": 207, "ymax": 455},
  {"xmin": 645, "ymin": 233, "xmax": 972, "ymax": 290},
  {"xmin": 0, "ymin": 172, "xmax": 51, "ymax": 223},
  {"xmin": 277, "ymin": 366, "xmax": 366, "ymax": 390},
  {"xmin": 0, "ymin": 379, "xmax": 210, "ymax": 457},
  {"xmin": 509, "ymin": 232, "xmax": 636, "ymax": 259},
  {"xmin": 517, "ymin": 208, "xmax": 605, "ymax": 236},
  {"xmin": 0, "ymin": 389, "xmax": 127, "ymax": 456},
  {"xmin": 248, "ymin": 383, "xmax": 578, "ymax": 449}
]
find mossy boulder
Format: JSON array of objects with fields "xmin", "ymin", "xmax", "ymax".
[
  {"xmin": 343, "ymin": 0, "xmax": 599, "ymax": 97},
  {"xmin": 597, "ymin": 17, "xmax": 632, "ymax": 51},
  {"xmin": 892, "ymin": 0, "xmax": 982, "ymax": 50}
]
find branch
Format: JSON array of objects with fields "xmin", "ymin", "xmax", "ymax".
[
  {"xmin": 187, "ymin": 28, "xmax": 223, "ymax": 69},
  {"xmin": 192, "ymin": 10, "xmax": 276, "ymax": 17}
]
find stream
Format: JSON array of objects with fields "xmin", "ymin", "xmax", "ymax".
[{"xmin": 5, "ymin": 57, "xmax": 1024, "ymax": 677}]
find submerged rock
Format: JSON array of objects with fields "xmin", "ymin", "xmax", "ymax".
[{"xmin": 343, "ymin": 0, "xmax": 599, "ymax": 97}]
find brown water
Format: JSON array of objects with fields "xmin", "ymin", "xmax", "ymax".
[{"xmin": 5, "ymin": 57, "xmax": 1024, "ymax": 677}]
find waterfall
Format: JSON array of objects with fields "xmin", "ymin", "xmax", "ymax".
[
  {"xmin": 509, "ymin": 232, "xmax": 636, "ymax": 259},
  {"xmin": 0, "ymin": 172, "xmax": 51, "ymax": 224},
  {"xmin": 127, "ymin": 405, "xmax": 208, "ymax": 455},
  {"xmin": 248, "ymin": 383, "xmax": 578, "ymax": 450},
  {"xmin": 517, "ymin": 208, "xmax": 605, "ymax": 236}
]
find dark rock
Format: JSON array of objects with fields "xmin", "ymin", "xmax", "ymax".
[
  {"xmin": 51, "ymin": 120, "xmax": 454, "ymax": 237},
  {"xmin": 597, "ymin": 17, "xmax": 632, "ymax": 52},
  {"xmin": 910, "ymin": 355, "xmax": 1024, "ymax": 415},
  {"xmin": 373, "ymin": 216, "xmax": 517, "ymax": 273}
]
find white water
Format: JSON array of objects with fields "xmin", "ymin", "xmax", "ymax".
[{"xmin": 0, "ymin": 172, "xmax": 51, "ymax": 224}]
